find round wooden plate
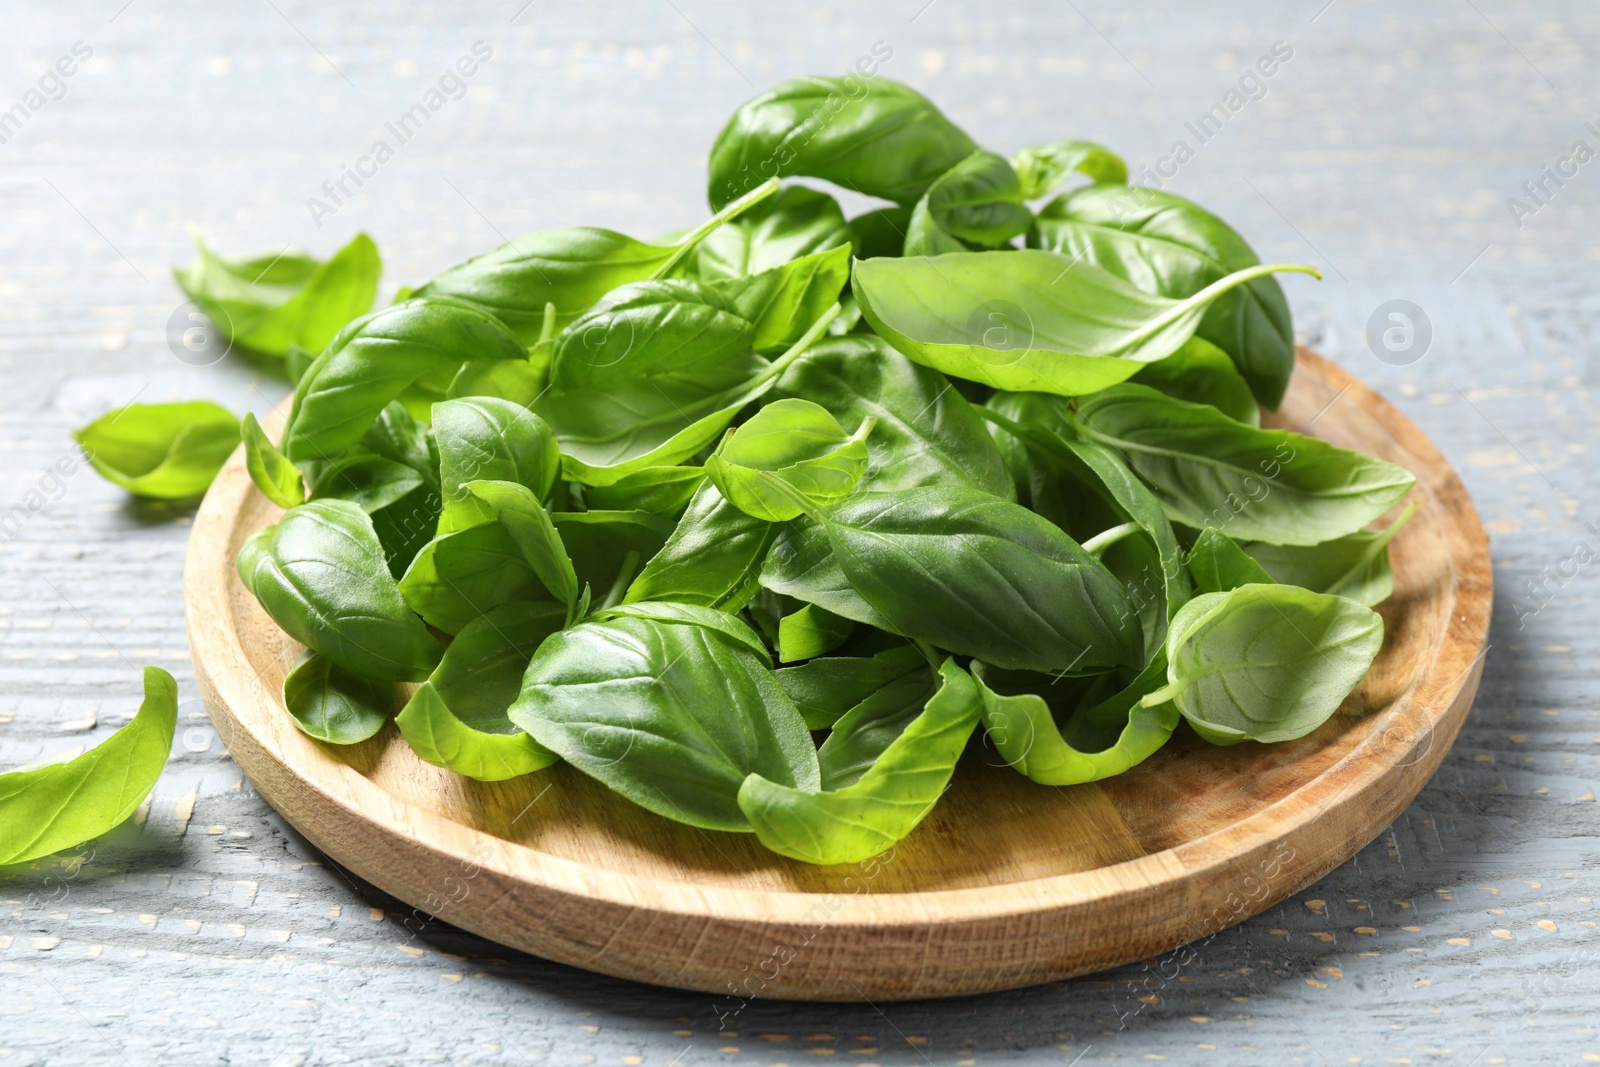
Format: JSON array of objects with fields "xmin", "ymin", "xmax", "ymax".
[{"xmin": 184, "ymin": 349, "xmax": 1491, "ymax": 1002}]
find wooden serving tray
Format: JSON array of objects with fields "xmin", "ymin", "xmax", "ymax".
[{"xmin": 184, "ymin": 349, "xmax": 1491, "ymax": 1001}]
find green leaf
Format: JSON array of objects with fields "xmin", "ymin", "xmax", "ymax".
[
  {"xmin": 398, "ymin": 522, "xmax": 545, "ymax": 634},
  {"xmin": 237, "ymin": 499, "xmax": 442, "ymax": 680},
  {"xmin": 1144, "ymin": 583, "xmax": 1384, "ymax": 745},
  {"xmin": 75, "ymin": 401, "xmax": 239, "ymax": 500},
  {"xmin": 549, "ymin": 279, "xmax": 756, "ymax": 392},
  {"xmin": 687, "ymin": 184, "xmax": 851, "ymax": 282},
  {"xmin": 282, "ymin": 650, "xmax": 394, "ymax": 744},
  {"xmin": 241, "ymin": 412, "xmax": 305, "ymax": 509},
  {"xmin": 465, "ymin": 480, "xmax": 582, "ymax": 621},
  {"xmin": 1186, "ymin": 527, "xmax": 1274, "ymax": 594},
  {"xmin": 708, "ymin": 75, "xmax": 978, "ymax": 209},
  {"xmin": 853, "ymin": 250, "xmax": 1318, "ymax": 397},
  {"xmin": 432, "ymin": 398, "xmax": 560, "ymax": 533},
  {"xmin": 399, "ymin": 684, "xmax": 558, "ymax": 782},
  {"xmin": 777, "ymin": 603, "xmax": 854, "ymax": 663},
  {"xmin": 0, "ymin": 666, "xmax": 177, "ymax": 866},
  {"xmin": 974, "ymin": 657, "xmax": 1177, "ymax": 785},
  {"xmin": 1070, "ymin": 384, "xmax": 1417, "ymax": 545},
  {"xmin": 848, "ymin": 206, "xmax": 914, "ymax": 260},
  {"xmin": 625, "ymin": 481, "xmax": 776, "ymax": 612},
  {"xmin": 173, "ymin": 231, "xmax": 381, "ymax": 357},
  {"xmin": 904, "ymin": 149, "xmax": 1032, "ymax": 256},
  {"xmin": 308, "ymin": 454, "xmax": 423, "ymax": 513},
  {"xmin": 1130, "ymin": 336, "xmax": 1259, "ymax": 426},
  {"xmin": 773, "ymin": 335, "xmax": 1015, "ymax": 498},
  {"xmin": 737, "ymin": 658, "xmax": 982, "ymax": 865},
  {"xmin": 285, "ymin": 343, "xmax": 316, "ymax": 386},
  {"xmin": 705, "ymin": 399, "xmax": 873, "ymax": 522},
  {"xmin": 760, "ymin": 518, "xmax": 892, "ymax": 631},
  {"xmin": 508, "ymin": 603, "xmax": 819, "ymax": 831},
  {"xmin": 1243, "ymin": 501, "xmax": 1416, "ymax": 606},
  {"xmin": 282, "ymin": 297, "xmax": 527, "ymax": 463},
  {"xmin": 708, "ymin": 245, "xmax": 851, "ymax": 354},
  {"xmin": 551, "ymin": 509, "xmax": 675, "ymax": 600},
  {"xmin": 774, "ymin": 643, "xmax": 927, "ymax": 730},
  {"xmin": 582, "ymin": 466, "xmax": 706, "ymax": 515},
  {"xmin": 1010, "ymin": 140, "xmax": 1127, "ymax": 200},
  {"xmin": 1031, "ymin": 184, "xmax": 1295, "ymax": 407}
]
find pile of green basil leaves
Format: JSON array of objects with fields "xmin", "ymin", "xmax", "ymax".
[{"xmin": 54, "ymin": 75, "xmax": 1418, "ymax": 868}]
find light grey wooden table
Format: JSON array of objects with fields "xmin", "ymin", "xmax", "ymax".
[{"xmin": 2, "ymin": 1, "xmax": 1596, "ymax": 1064}]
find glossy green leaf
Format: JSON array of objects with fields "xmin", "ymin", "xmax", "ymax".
[
  {"xmin": 854, "ymin": 250, "xmax": 1318, "ymax": 397},
  {"xmin": 706, "ymin": 399, "xmax": 873, "ymax": 522},
  {"xmin": 551, "ymin": 509, "xmax": 674, "ymax": 601},
  {"xmin": 238, "ymin": 499, "xmax": 442, "ymax": 680},
  {"xmin": 848, "ymin": 206, "xmax": 913, "ymax": 259},
  {"xmin": 433, "ymin": 398, "xmax": 560, "ymax": 533},
  {"xmin": 1186, "ymin": 527, "xmax": 1274, "ymax": 593},
  {"xmin": 774, "ymin": 644, "xmax": 927, "ymax": 730},
  {"xmin": 760, "ymin": 517, "xmax": 892, "ymax": 631},
  {"xmin": 173, "ymin": 231, "xmax": 381, "ymax": 358},
  {"xmin": 688, "ymin": 184, "xmax": 851, "ymax": 282},
  {"xmin": 1243, "ymin": 501, "xmax": 1416, "ymax": 606},
  {"xmin": 75, "ymin": 401, "xmax": 239, "ymax": 500},
  {"xmin": 1031, "ymin": 184, "xmax": 1295, "ymax": 407},
  {"xmin": 777, "ymin": 603, "xmax": 854, "ymax": 663},
  {"xmin": 1009, "ymin": 140, "xmax": 1127, "ymax": 200},
  {"xmin": 1143, "ymin": 583, "xmax": 1384, "ymax": 745},
  {"xmin": 582, "ymin": 466, "xmax": 706, "ymax": 515},
  {"xmin": 0, "ymin": 666, "xmax": 177, "ymax": 865},
  {"xmin": 625, "ymin": 481, "xmax": 775, "ymax": 612},
  {"xmin": 308, "ymin": 454, "xmax": 423, "ymax": 513},
  {"xmin": 549, "ymin": 279, "xmax": 756, "ymax": 392},
  {"xmin": 398, "ymin": 684, "xmax": 558, "ymax": 782},
  {"xmin": 904, "ymin": 149, "xmax": 1032, "ymax": 256},
  {"xmin": 738, "ymin": 658, "xmax": 981, "ymax": 865},
  {"xmin": 708, "ymin": 244, "xmax": 851, "ymax": 354},
  {"xmin": 1131, "ymin": 336, "xmax": 1259, "ymax": 426},
  {"xmin": 282, "ymin": 650, "xmax": 394, "ymax": 744},
  {"xmin": 398, "ymin": 522, "xmax": 544, "ymax": 634},
  {"xmin": 508, "ymin": 603, "xmax": 819, "ymax": 831},
  {"xmin": 707, "ymin": 75, "xmax": 978, "ymax": 209},
  {"xmin": 242, "ymin": 411, "xmax": 304, "ymax": 509},
  {"xmin": 465, "ymin": 480, "xmax": 582, "ymax": 621}
]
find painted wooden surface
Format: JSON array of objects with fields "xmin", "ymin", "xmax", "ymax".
[{"xmin": 0, "ymin": 0, "xmax": 1595, "ymax": 1061}]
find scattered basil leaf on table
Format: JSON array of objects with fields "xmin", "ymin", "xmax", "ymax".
[
  {"xmin": 241, "ymin": 412, "xmax": 305, "ymax": 509},
  {"xmin": 705, "ymin": 398, "xmax": 873, "ymax": 522},
  {"xmin": 282, "ymin": 650, "xmax": 394, "ymax": 745},
  {"xmin": 75, "ymin": 401, "xmax": 240, "ymax": 500},
  {"xmin": 0, "ymin": 667, "xmax": 177, "ymax": 866}
]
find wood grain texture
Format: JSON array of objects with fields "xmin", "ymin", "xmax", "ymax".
[{"xmin": 181, "ymin": 350, "xmax": 1492, "ymax": 1000}]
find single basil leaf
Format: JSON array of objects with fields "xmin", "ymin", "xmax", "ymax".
[
  {"xmin": 413, "ymin": 180, "xmax": 779, "ymax": 344},
  {"xmin": 1130, "ymin": 336, "xmax": 1259, "ymax": 426},
  {"xmin": 708, "ymin": 75, "xmax": 978, "ymax": 209},
  {"xmin": 282, "ymin": 297, "xmax": 527, "ymax": 463},
  {"xmin": 75, "ymin": 401, "xmax": 240, "ymax": 500},
  {"xmin": 1187, "ymin": 527, "xmax": 1274, "ymax": 593},
  {"xmin": 550, "ymin": 279, "xmax": 756, "ymax": 392},
  {"xmin": 242, "ymin": 411, "xmax": 304, "ymax": 509},
  {"xmin": 904, "ymin": 149, "xmax": 1032, "ymax": 256},
  {"xmin": 552, "ymin": 509, "xmax": 675, "ymax": 601},
  {"xmin": 0, "ymin": 666, "xmax": 177, "ymax": 865},
  {"xmin": 433, "ymin": 398, "xmax": 560, "ymax": 533},
  {"xmin": 465, "ymin": 480, "xmax": 581, "ymax": 619},
  {"xmin": 760, "ymin": 518, "xmax": 892, "ymax": 631},
  {"xmin": 1146, "ymin": 583, "xmax": 1384, "ymax": 745},
  {"xmin": 398, "ymin": 683, "xmax": 558, "ymax": 782},
  {"xmin": 777, "ymin": 603, "xmax": 854, "ymax": 663},
  {"xmin": 974, "ymin": 657, "xmax": 1176, "ymax": 785},
  {"xmin": 775, "ymin": 644, "xmax": 927, "ymax": 731},
  {"xmin": 173, "ymin": 231, "xmax": 381, "ymax": 358},
  {"xmin": 853, "ymin": 250, "xmax": 1318, "ymax": 397},
  {"xmin": 398, "ymin": 522, "xmax": 545, "ymax": 634},
  {"xmin": 706, "ymin": 399, "xmax": 872, "ymax": 522},
  {"xmin": 800, "ymin": 485, "xmax": 1143, "ymax": 673},
  {"xmin": 309, "ymin": 454, "xmax": 423, "ymax": 513},
  {"xmin": 598, "ymin": 600, "xmax": 773, "ymax": 660},
  {"xmin": 625, "ymin": 481, "xmax": 776, "ymax": 612},
  {"xmin": 738, "ymin": 658, "xmax": 980, "ymax": 865},
  {"xmin": 237, "ymin": 499, "xmax": 442, "ymax": 680},
  {"xmin": 446, "ymin": 356, "xmax": 545, "ymax": 407},
  {"xmin": 688, "ymin": 184, "xmax": 851, "ymax": 282},
  {"xmin": 1243, "ymin": 501, "xmax": 1416, "ymax": 606},
  {"xmin": 582, "ymin": 466, "xmax": 706, "ymax": 515},
  {"xmin": 509, "ymin": 603, "xmax": 819, "ymax": 831},
  {"xmin": 1071, "ymin": 383, "xmax": 1417, "ymax": 546},
  {"xmin": 773, "ymin": 335, "xmax": 1015, "ymax": 498},
  {"xmin": 708, "ymin": 245, "xmax": 851, "ymax": 354},
  {"xmin": 848, "ymin": 206, "xmax": 913, "ymax": 259},
  {"xmin": 1031, "ymin": 184, "xmax": 1295, "ymax": 408},
  {"xmin": 1010, "ymin": 140, "xmax": 1128, "ymax": 200},
  {"xmin": 282, "ymin": 650, "xmax": 394, "ymax": 745}
]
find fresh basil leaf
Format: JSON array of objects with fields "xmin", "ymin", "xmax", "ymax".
[
  {"xmin": 853, "ymin": 250, "xmax": 1318, "ymax": 397},
  {"xmin": 1070, "ymin": 383, "xmax": 1417, "ymax": 545},
  {"xmin": 433, "ymin": 398, "xmax": 560, "ymax": 533},
  {"xmin": 777, "ymin": 603, "xmax": 854, "ymax": 663},
  {"xmin": 367, "ymin": 482, "xmax": 442, "ymax": 580},
  {"xmin": 282, "ymin": 650, "xmax": 394, "ymax": 745},
  {"xmin": 1186, "ymin": 527, "xmax": 1274, "ymax": 594},
  {"xmin": 848, "ymin": 206, "xmax": 913, "ymax": 259},
  {"xmin": 445, "ymin": 356, "xmax": 545, "ymax": 407},
  {"xmin": 0, "ymin": 666, "xmax": 177, "ymax": 866},
  {"xmin": 1144, "ymin": 583, "xmax": 1384, "ymax": 745},
  {"xmin": 773, "ymin": 335, "xmax": 1015, "ymax": 498},
  {"xmin": 550, "ymin": 279, "xmax": 756, "ymax": 392},
  {"xmin": 238, "ymin": 499, "xmax": 442, "ymax": 680},
  {"xmin": 398, "ymin": 522, "xmax": 544, "ymax": 634},
  {"xmin": 1130, "ymin": 336, "xmax": 1259, "ymax": 426},
  {"xmin": 738, "ymin": 658, "xmax": 981, "ymax": 865},
  {"xmin": 582, "ymin": 466, "xmax": 706, "ymax": 515},
  {"xmin": 285, "ymin": 343, "xmax": 316, "ymax": 386},
  {"xmin": 398, "ymin": 683, "xmax": 558, "ymax": 782},
  {"xmin": 687, "ymin": 184, "xmax": 851, "ymax": 281},
  {"xmin": 173, "ymin": 231, "xmax": 381, "ymax": 358},
  {"xmin": 1243, "ymin": 501, "xmax": 1416, "ymax": 606},
  {"xmin": 241, "ymin": 411, "xmax": 304, "ymax": 509},
  {"xmin": 552, "ymin": 509, "xmax": 674, "ymax": 601},
  {"xmin": 706, "ymin": 398, "xmax": 872, "ymax": 522},
  {"xmin": 598, "ymin": 600, "xmax": 774, "ymax": 659},
  {"xmin": 465, "ymin": 480, "xmax": 582, "ymax": 621},
  {"xmin": 508, "ymin": 603, "xmax": 819, "ymax": 831},
  {"xmin": 1031, "ymin": 184, "xmax": 1295, "ymax": 408},
  {"xmin": 308, "ymin": 454, "xmax": 423, "ymax": 513},
  {"xmin": 282, "ymin": 297, "xmax": 527, "ymax": 462},
  {"xmin": 1010, "ymin": 140, "xmax": 1127, "ymax": 200},
  {"xmin": 360, "ymin": 401, "xmax": 437, "ymax": 484},
  {"xmin": 708, "ymin": 245, "xmax": 851, "ymax": 354},
  {"xmin": 774, "ymin": 643, "xmax": 926, "ymax": 730},
  {"xmin": 904, "ymin": 149, "xmax": 1032, "ymax": 256},
  {"xmin": 75, "ymin": 401, "xmax": 240, "ymax": 500},
  {"xmin": 760, "ymin": 518, "xmax": 892, "ymax": 631},
  {"xmin": 974, "ymin": 657, "xmax": 1177, "ymax": 785},
  {"xmin": 708, "ymin": 75, "xmax": 978, "ymax": 209},
  {"xmin": 625, "ymin": 481, "xmax": 776, "ymax": 612}
]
